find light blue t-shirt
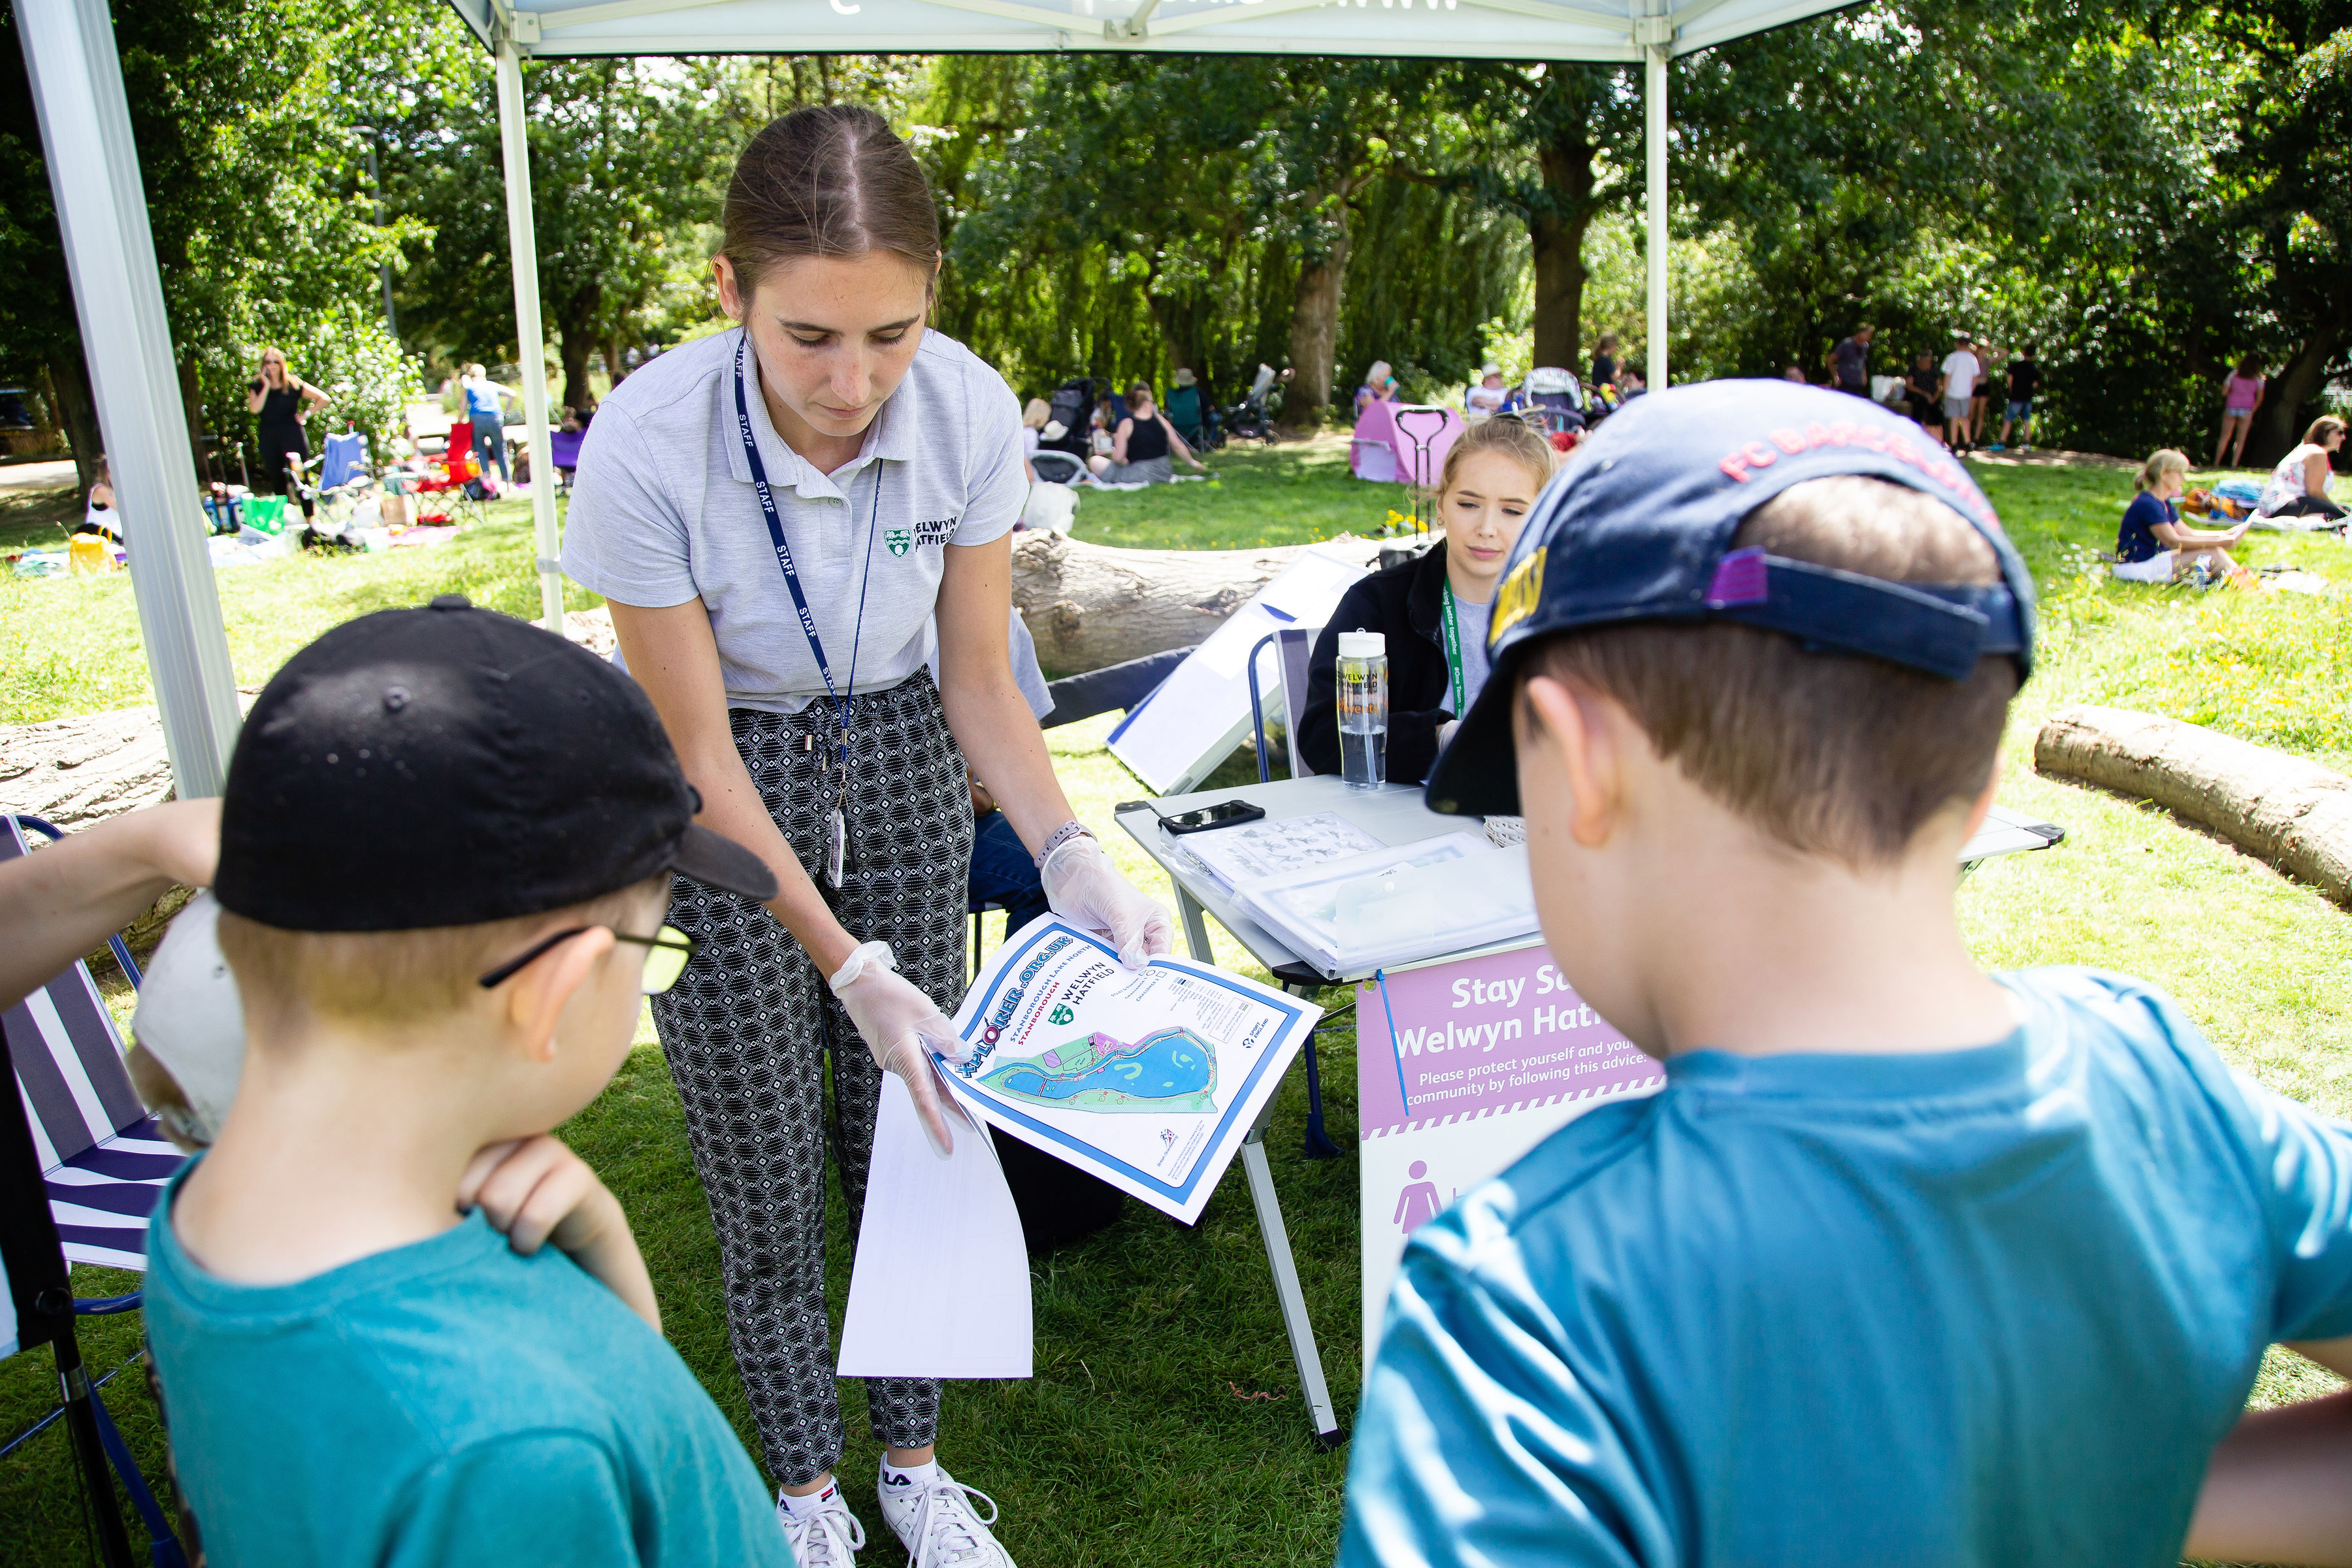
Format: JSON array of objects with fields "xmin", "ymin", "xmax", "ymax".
[
  {"xmin": 1339, "ymin": 968, "xmax": 2352, "ymax": 1568},
  {"xmin": 146, "ymin": 1167, "xmax": 791, "ymax": 1568},
  {"xmin": 462, "ymin": 378, "xmax": 506, "ymax": 427},
  {"xmin": 1446, "ymin": 591, "xmax": 1492, "ymax": 712}
]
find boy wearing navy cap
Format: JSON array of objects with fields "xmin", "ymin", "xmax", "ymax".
[
  {"xmin": 1339, "ymin": 383, "xmax": 2352, "ymax": 1567},
  {"xmin": 144, "ymin": 597, "xmax": 792, "ymax": 1566}
]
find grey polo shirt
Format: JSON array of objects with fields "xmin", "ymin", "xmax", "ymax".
[{"xmin": 561, "ymin": 325, "xmax": 1026, "ymax": 714}]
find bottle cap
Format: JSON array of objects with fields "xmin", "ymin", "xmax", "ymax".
[{"xmin": 1337, "ymin": 631, "xmax": 1386, "ymax": 659}]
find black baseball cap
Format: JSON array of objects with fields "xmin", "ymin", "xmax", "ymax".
[
  {"xmin": 216, "ymin": 595, "xmax": 777, "ymax": 931},
  {"xmin": 1426, "ymin": 380, "xmax": 2035, "ymax": 818}
]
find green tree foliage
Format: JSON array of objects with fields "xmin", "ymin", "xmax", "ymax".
[
  {"xmin": 0, "ymin": 0, "xmax": 413, "ymax": 485},
  {"xmin": 371, "ymin": 43, "xmax": 733, "ymax": 412}
]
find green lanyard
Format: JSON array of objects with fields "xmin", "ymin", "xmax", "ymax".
[{"xmin": 1439, "ymin": 590, "xmax": 1469, "ymax": 715}]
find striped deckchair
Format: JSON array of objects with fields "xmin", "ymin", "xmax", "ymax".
[{"xmin": 0, "ymin": 816, "xmax": 186, "ymax": 1271}]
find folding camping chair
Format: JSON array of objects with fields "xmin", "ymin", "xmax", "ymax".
[
  {"xmin": 1, "ymin": 814, "xmax": 191, "ymax": 1567},
  {"xmin": 549, "ymin": 427, "xmax": 585, "ymax": 493},
  {"xmin": 410, "ymin": 419, "xmax": 486, "ymax": 527}
]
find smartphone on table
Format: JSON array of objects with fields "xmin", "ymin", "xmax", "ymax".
[{"xmin": 1158, "ymin": 799, "xmax": 1265, "ymax": 835}]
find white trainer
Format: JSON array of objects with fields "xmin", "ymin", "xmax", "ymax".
[
  {"xmin": 777, "ymin": 1484, "xmax": 867, "ymax": 1567},
  {"xmin": 877, "ymin": 1465, "xmax": 1016, "ymax": 1568}
]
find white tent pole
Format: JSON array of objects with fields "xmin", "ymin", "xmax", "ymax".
[
  {"xmin": 1642, "ymin": 33, "xmax": 1669, "ymax": 389},
  {"xmin": 21, "ymin": 0, "xmax": 242, "ymax": 798},
  {"xmin": 495, "ymin": 28, "xmax": 566, "ymax": 634}
]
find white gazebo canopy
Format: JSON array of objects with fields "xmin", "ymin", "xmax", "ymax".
[{"xmin": 22, "ymin": 0, "xmax": 1852, "ymax": 801}]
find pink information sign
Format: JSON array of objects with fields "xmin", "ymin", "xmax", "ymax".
[
  {"xmin": 1356, "ymin": 940, "xmax": 1665, "ymax": 1356},
  {"xmin": 1356, "ymin": 942, "xmax": 1657, "ymax": 1138}
]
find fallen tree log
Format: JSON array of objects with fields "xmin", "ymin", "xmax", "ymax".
[
  {"xmin": 3, "ymin": 535, "xmax": 1390, "ymax": 831},
  {"xmin": 0, "ymin": 697, "xmax": 255, "ymax": 828},
  {"xmin": 2034, "ymin": 703, "xmax": 2352, "ymax": 904},
  {"xmin": 564, "ymin": 534, "xmax": 1388, "ymax": 677},
  {"xmin": 1011, "ymin": 531, "xmax": 1384, "ymax": 673}
]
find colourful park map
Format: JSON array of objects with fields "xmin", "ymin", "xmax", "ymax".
[{"xmin": 976, "ymin": 1027, "xmax": 1219, "ymax": 1114}]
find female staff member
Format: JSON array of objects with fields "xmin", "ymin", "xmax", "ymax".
[
  {"xmin": 246, "ymin": 348, "xmax": 328, "ymax": 517},
  {"xmin": 1299, "ymin": 416, "xmax": 1557, "ymax": 782},
  {"xmin": 561, "ymin": 106, "xmax": 1171, "ymax": 1568}
]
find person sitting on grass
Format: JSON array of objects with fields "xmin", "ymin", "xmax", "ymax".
[
  {"xmin": 1088, "ymin": 381, "xmax": 1206, "ymax": 485},
  {"xmin": 144, "ymin": 599, "xmax": 792, "ymax": 1567},
  {"xmin": 2255, "ymin": 415, "xmax": 2347, "ymax": 524},
  {"xmin": 1299, "ymin": 415, "xmax": 1557, "ymax": 784},
  {"xmin": 1341, "ymin": 380, "xmax": 2352, "ymax": 1568},
  {"xmin": 2114, "ymin": 448, "xmax": 2256, "ymax": 587}
]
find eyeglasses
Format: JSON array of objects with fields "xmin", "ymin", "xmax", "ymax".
[{"xmin": 477, "ymin": 924, "xmax": 695, "ymax": 995}]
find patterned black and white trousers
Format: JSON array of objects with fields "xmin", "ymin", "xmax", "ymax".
[{"xmin": 652, "ymin": 672, "xmax": 974, "ymax": 1488}]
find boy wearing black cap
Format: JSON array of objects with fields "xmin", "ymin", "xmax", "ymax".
[
  {"xmin": 144, "ymin": 597, "xmax": 792, "ymax": 1565},
  {"xmin": 1339, "ymin": 384, "xmax": 2352, "ymax": 1566}
]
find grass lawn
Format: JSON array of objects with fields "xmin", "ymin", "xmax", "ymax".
[{"xmin": 2, "ymin": 442, "xmax": 2348, "ymax": 1564}]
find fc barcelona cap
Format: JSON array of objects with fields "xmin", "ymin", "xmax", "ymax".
[
  {"xmin": 216, "ymin": 596, "xmax": 777, "ymax": 931},
  {"xmin": 1425, "ymin": 380, "xmax": 2036, "ymax": 818}
]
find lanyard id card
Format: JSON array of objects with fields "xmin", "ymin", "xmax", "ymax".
[
  {"xmin": 1438, "ymin": 589, "xmax": 1470, "ymax": 717},
  {"xmin": 732, "ymin": 330, "xmax": 882, "ymax": 889}
]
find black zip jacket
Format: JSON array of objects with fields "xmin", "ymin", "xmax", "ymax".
[{"xmin": 1299, "ymin": 544, "xmax": 1458, "ymax": 784}]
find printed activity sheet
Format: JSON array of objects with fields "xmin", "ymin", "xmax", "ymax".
[
  {"xmin": 1168, "ymin": 811, "xmax": 1386, "ymax": 894},
  {"xmin": 943, "ymin": 919, "xmax": 1322, "ymax": 1224}
]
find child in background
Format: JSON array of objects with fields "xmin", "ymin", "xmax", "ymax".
[
  {"xmin": 1298, "ymin": 416, "xmax": 1556, "ymax": 784},
  {"xmin": 145, "ymin": 598, "xmax": 791, "ymax": 1567},
  {"xmin": 2113, "ymin": 448, "xmax": 2254, "ymax": 587},
  {"xmin": 2215, "ymin": 356, "xmax": 2266, "ymax": 469},
  {"xmin": 1343, "ymin": 380, "xmax": 2352, "ymax": 1567}
]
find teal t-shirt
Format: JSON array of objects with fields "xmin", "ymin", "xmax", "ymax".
[
  {"xmin": 1339, "ymin": 968, "xmax": 2352, "ymax": 1568},
  {"xmin": 145, "ymin": 1168, "xmax": 789, "ymax": 1568}
]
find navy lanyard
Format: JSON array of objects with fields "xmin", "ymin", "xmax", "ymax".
[{"xmin": 731, "ymin": 329, "xmax": 881, "ymax": 772}]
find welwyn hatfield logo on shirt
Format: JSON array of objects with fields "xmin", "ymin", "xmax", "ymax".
[{"xmin": 885, "ymin": 517, "xmax": 961, "ymax": 557}]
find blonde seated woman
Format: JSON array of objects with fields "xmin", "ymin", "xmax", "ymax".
[{"xmin": 2112, "ymin": 449, "xmax": 2254, "ymax": 587}]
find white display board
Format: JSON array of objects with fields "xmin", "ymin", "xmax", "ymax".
[{"xmin": 1107, "ymin": 543, "xmax": 1369, "ymax": 795}]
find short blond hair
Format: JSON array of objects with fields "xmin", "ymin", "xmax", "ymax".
[
  {"xmin": 2136, "ymin": 449, "xmax": 2189, "ymax": 493},
  {"xmin": 1022, "ymin": 397, "xmax": 1051, "ymax": 429},
  {"xmin": 218, "ymin": 874, "xmax": 669, "ymax": 1030}
]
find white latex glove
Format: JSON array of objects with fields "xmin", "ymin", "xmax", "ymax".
[
  {"xmin": 830, "ymin": 941, "xmax": 964, "ymax": 1160},
  {"xmin": 1437, "ymin": 719, "xmax": 1462, "ymax": 753},
  {"xmin": 1040, "ymin": 836, "xmax": 1177, "ymax": 970}
]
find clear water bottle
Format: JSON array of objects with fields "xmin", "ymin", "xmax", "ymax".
[{"xmin": 1336, "ymin": 630, "xmax": 1388, "ymax": 789}]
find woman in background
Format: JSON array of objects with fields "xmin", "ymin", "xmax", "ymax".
[
  {"xmin": 2255, "ymin": 416, "xmax": 2347, "ymax": 522},
  {"xmin": 1300, "ymin": 417, "xmax": 1556, "ymax": 782},
  {"xmin": 246, "ymin": 347, "xmax": 328, "ymax": 517},
  {"xmin": 2213, "ymin": 357, "xmax": 2266, "ymax": 469},
  {"xmin": 2114, "ymin": 448, "xmax": 2253, "ymax": 586}
]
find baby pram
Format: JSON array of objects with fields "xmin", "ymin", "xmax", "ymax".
[
  {"xmin": 1221, "ymin": 364, "xmax": 1280, "ymax": 444},
  {"xmin": 1518, "ymin": 367, "xmax": 1588, "ymax": 438},
  {"xmin": 1041, "ymin": 376, "xmax": 1103, "ymax": 460}
]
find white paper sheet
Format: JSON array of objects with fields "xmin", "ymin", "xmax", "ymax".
[
  {"xmin": 836, "ymin": 1071, "xmax": 1033, "ymax": 1380},
  {"xmin": 1167, "ymin": 811, "xmax": 1387, "ymax": 894}
]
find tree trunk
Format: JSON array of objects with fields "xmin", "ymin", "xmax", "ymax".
[
  {"xmin": 2036, "ymin": 704, "xmax": 2352, "ymax": 906},
  {"xmin": 48, "ymin": 351, "xmax": 103, "ymax": 493},
  {"xmin": 558, "ymin": 323, "xmax": 595, "ymax": 416},
  {"xmin": 602, "ymin": 333, "xmax": 630, "ymax": 393},
  {"xmin": 1531, "ymin": 130, "xmax": 1598, "ymax": 372},
  {"xmin": 177, "ymin": 355, "xmax": 210, "ymax": 485},
  {"xmin": 1286, "ymin": 203, "xmax": 1353, "ymax": 413},
  {"xmin": 2251, "ymin": 316, "xmax": 2350, "ymax": 467},
  {"xmin": 1007, "ymin": 531, "xmax": 1382, "ymax": 674}
]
